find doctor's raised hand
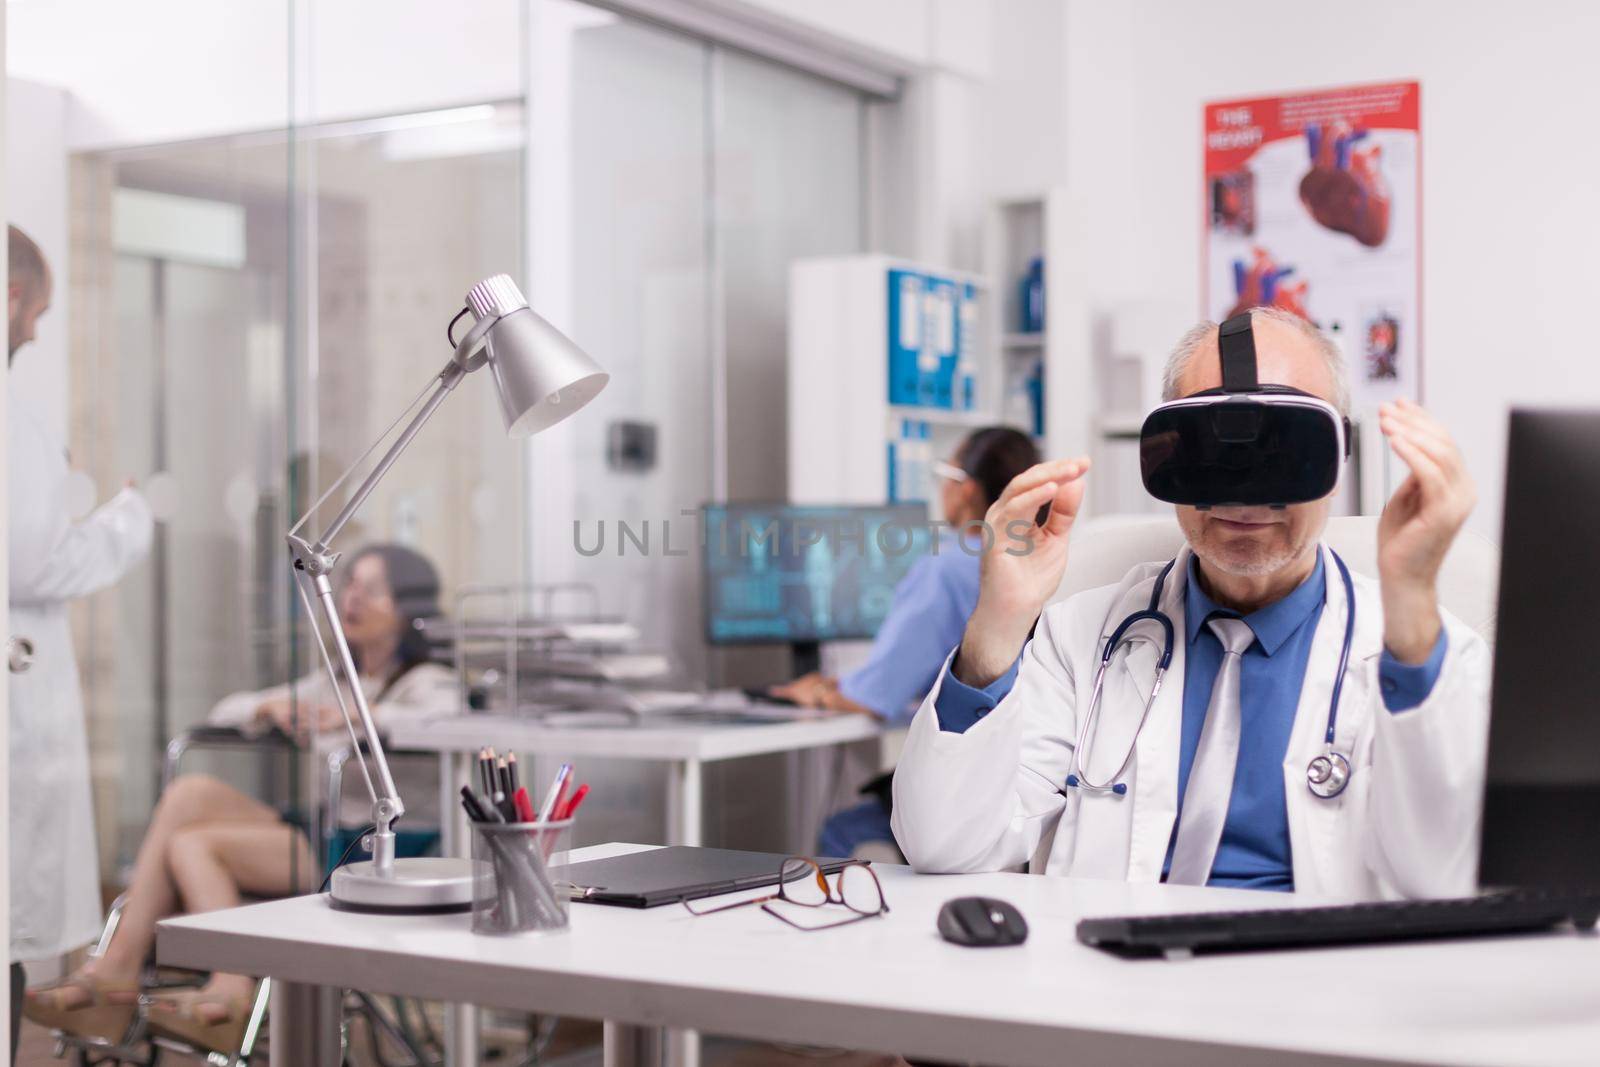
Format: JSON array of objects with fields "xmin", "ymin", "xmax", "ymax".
[
  {"xmin": 1376, "ymin": 398, "xmax": 1477, "ymax": 663},
  {"xmin": 953, "ymin": 456, "xmax": 1091, "ymax": 687}
]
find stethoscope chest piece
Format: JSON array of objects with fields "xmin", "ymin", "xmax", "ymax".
[{"xmin": 1306, "ymin": 750, "xmax": 1351, "ymax": 799}]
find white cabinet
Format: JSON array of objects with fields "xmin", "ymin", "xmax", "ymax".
[{"xmin": 787, "ymin": 255, "xmax": 1018, "ymax": 509}]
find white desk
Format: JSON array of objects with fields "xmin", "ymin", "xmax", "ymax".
[
  {"xmin": 157, "ymin": 842, "xmax": 1600, "ymax": 1067},
  {"xmin": 388, "ymin": 712, "xmax": 884, "ymax": 1064},
  {"xmin": 387, "ymin": 712, "xmax": 883, "ymax": 850}
]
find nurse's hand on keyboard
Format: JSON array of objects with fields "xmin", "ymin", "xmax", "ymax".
[
  {"xmin": 955, "ymin": 456, "xmax": 1091, "ymax": 688},
  {"xmin": 767, "ymin": 674, "xmax": 874, "ymax": 716}
]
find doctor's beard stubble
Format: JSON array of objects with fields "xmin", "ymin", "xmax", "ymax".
[{"xmin": 1177, "ymin": 503, "xmax": 1325, "ymax": 578}]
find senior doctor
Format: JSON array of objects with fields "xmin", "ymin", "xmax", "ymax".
[
  {"xmin": 8, "ymin": 225, "xmax": 152, "ymax": 1054},
  {"xmin": 892, "ymin": 307, "xmax": 1487, "ymax": 899}
]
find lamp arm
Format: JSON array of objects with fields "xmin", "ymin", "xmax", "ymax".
[
  {"xmin": 300, "ymin": 359, "xmax": 468, "ymax": 558},
  {"xmin": 285, "ymin": 354, "xmax": 473, "ymax": 875}
]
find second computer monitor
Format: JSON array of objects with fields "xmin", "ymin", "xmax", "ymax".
[
  {"xmin": 702, "ymin": 503, "xmax": 935, "ymax": 645},
  {"xmin": 1480, "ymin": 410, "xmax": 1600, "ymax": 892}
]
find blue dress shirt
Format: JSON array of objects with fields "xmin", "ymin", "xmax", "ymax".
[
  {"xmin": 837, "ymin": 530, "xmax": 981, "ymax": 722},
  {"xmin": 933, "ymin": 552, "xmax": 1448, "ymax": 891},
  {"xmin": 1164, "ymin": 554, "xmax": 1325, "ymax": 890}
]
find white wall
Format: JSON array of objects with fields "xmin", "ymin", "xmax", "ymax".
[
  {"xmin": 1055, "ymin": 0, "xmax": 1600, "ymax": 537},
  {"xmin": 6, "ymin": 78, "xmax": 68, "ymax": 442},
  {"xmin": 979, "ymin": 0, "xmax": 1065, "ymax": 201}
]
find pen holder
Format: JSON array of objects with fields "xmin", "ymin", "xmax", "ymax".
[{"xmin": 469, "ymin": 818, "xmax": 573, "ymax": 935}]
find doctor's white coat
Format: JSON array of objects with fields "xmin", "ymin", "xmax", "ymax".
[
  {"xmin": 891, "ymin": 544, "xmax": 1491, "ymax": 900},
  {"xmin": 9, "ymin": 402, "xmax": 152, "ymax": 962}
]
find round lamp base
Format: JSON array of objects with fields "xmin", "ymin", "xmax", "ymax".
[{"xmin": 328, "ymin": 856, "xmax": 475, "ymax": 914}]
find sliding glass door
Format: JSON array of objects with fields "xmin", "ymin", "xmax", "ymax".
[{"xmin": 45, "ymin": 0, "xmax": 871, "ymax": 874}]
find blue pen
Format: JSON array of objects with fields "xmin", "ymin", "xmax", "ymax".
[{"xmin": 536, "ymin": 762, "xmax": 573, "ymax": 822}]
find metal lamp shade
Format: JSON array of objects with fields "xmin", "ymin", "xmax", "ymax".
[
  {"xmin": 463, "ymin": 274, "xmax": 608, "ymax": 437},
  {"xmin": 484, "ymin": 307, "xmax": 609, "ymax": 437}
]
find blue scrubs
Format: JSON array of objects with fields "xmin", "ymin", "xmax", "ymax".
[
  {"xmin": 837, "ymin": 530, "xmax": 981, "ymax": 721},
  {"xmin": 819, "ymin": 531, "xmax": 980, "ymax": 856}
]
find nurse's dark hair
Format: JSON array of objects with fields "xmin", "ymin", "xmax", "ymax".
[
  {"xmin": 957, "ymin": 426, "xmax": 1041, "ymax": 507},
  {"xmin": 344, "ymin": 543, "xmax": 441, "ymax": 679}
]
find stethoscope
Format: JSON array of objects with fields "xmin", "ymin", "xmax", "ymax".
[{"xmin": 1064, "ymin": 549, "xmax": 1357, "ymax": 800}]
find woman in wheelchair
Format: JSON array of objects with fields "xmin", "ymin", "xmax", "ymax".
[{"xmin": 24, "ymin": 543, "xmax": 455, "ymax": 1051}]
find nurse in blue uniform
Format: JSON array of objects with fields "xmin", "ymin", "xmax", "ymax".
[{"xmin": 768, "ymin": 426, "xmax": 1039, "ymax": 857}]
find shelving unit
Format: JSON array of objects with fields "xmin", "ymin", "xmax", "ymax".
[
  {"xmin": 985, "ymin": 190, "xmax": 1190, "ymax": 517},
  {"xmin": 788, "ymin": 254, "xmax": 1021, "ymax": 509},
  {"xmin": 985, "ymin": 197, "xmax": 1051, "ymax": 448}
]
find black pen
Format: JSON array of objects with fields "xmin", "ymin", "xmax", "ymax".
[
  {"xmin": 460, "ymin": 785, "xmax": 493, "ymax": 823},
  {"xmin": 485, "ymin": 756, "xmax": 513, "ymax": 820},
  {"xmin": 505, "ymin": 751, "xmax": 520, "ymax": 796},
  {"xmin": 478, "ymin": 747, "xmax": 498, "ymax": 797}
]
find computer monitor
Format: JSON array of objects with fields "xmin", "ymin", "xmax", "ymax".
[
  {"xmin": 701, "ymin": 503, "xmax": 935, "ymax": 658},
  {"xmin": 1479, "ymin": 410, "xmax": 1600, "ymax": 891}
]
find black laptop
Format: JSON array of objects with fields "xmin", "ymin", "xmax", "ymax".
[{"xmin": 557, "ymin": 847, "xmax": 852, "ymax": 908}]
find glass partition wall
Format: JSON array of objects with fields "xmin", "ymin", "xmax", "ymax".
[
  {"xmin": 71, "ymin": 104, "xmax": 531, "ymax": 871},
  {"xmin": 38, "ymin": 0, "xmax": 867, "ymax": 893}
]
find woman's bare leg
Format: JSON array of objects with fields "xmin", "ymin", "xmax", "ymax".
[
  {"xmin": 36, "ymin": 775, "xmax": 282, "ymax": 1008},
  {"xmin": 158, "ymin": 822, "xmax": 318, "ymax": 1021}
]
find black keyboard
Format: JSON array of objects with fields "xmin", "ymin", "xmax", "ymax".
[
  {"xmin": 1077, "ymin": 890, "xmax": 1600, "ymax": 958},
  {"xmin": 743, "ymin": 687, "xmax": 798, "ymax": 707}
]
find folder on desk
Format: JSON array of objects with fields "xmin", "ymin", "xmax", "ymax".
[{"xmin": 557, "ymin": 847, "xmax": 853, "ymax": 909}]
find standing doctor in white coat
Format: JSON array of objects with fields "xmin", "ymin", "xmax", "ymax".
[
  {"xmin": 7, "ymin": 225, "xmax": 152, "ymax": 1057},
  {"xmin": 892, "ymin": 308, "xmax": 1487, "ymax": 901}
]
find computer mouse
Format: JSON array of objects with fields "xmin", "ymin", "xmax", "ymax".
[{"xmin": 937, "ymin": 896, "xmax": 1028, "ymax": 947}]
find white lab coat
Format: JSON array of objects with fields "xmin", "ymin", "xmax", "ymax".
[
  {"xmin": 891, "ymin": 544, "xmax": 1491, "ymax": 900},
  {"xmin": 8, "ymin": 403, "xmax": 152, "ymax": 962}
]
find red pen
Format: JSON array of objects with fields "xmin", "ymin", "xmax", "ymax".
[
  {"xmin": 556, "ymin": 783, "xmax": 589, "ymax": 821},
  {"xmin": 542, "ymin": 782, "xmax": 588, "ymax": 860},
  {"xmin": 513, "ymin": 786, "xmax": 535, "ymax": 823}
]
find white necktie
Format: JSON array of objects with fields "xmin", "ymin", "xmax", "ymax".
[{"xmin": 1167, "ymin": 616, "xmax": 1255, "ymax": 886}]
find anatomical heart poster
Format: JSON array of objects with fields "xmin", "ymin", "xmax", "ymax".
[{"xmin": 1204, "ymin": 81, "xmax": 1421, "ymax": 410}]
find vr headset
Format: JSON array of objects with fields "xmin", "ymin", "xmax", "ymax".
[{"xmin": 1139, "ymin": 312, "xmax": 1350, "ymax": 508}]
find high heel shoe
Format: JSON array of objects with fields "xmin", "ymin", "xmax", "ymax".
[
  {"xmin": 143, "ymin": 989, "xmax": 254, "ymax": 1055},
  {"xmin": 22, "ymin": 973, "xmax": 139, "ymax": 1041}
]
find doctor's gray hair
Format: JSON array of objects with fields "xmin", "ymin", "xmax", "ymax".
[{"xmin": 1161, "ymin": 306, "xmax": 1350, "ymax": 417}]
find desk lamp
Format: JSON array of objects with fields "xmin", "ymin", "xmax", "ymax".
[{"xmin": 288, "ymin": 274, "xmax": 608, "ymax": 912}]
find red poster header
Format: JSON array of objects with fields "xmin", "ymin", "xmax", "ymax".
[{"xmin": 1205, "ymin": 80, "xmax": 1419, "ymax": 174}]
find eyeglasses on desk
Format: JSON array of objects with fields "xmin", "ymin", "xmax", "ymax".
[{"xmin": 683, "ymin": 857, "xmax": 890, "ymax": 931}]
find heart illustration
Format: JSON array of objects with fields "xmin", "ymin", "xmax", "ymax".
[
  {"xmin": 1299, "ymin": 123, "xmax": 1391, "ymax": 247},
  {"xmin": 1227, "ymin": 247, "xmax": 1311, "ymax": 320}
]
